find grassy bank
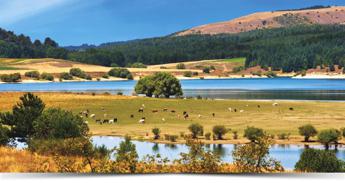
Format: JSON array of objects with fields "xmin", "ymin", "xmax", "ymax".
[{"xmin": 1, "ymin": 92, "xmax": 344, "ymax": 144}]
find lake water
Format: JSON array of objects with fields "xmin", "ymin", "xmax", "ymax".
[
  {"xmin": 14, "ymin": 136, "xmax": 345, "ymax": 170},
  {"xmin": 1, "ymin": 78, "xmax": 345, "ymax": 100},
  {"xmin": 91, "ymin": 136, "xmax": 345, "ymax": 170}
]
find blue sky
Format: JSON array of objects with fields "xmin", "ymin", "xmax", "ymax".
[{"xmin": 1, "ymin": 0, "xmax": 345, "ymax": 46}]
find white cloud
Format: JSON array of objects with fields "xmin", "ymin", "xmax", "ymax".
[{"xmin": 0, "ymin": 0, "xmax": 75, "ymax": 25}]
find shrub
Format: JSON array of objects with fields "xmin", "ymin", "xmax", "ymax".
[
  {"xmin": 59, "ymin": 72, "xmax": 73, "ymax": 80},
  {"xmin": 69, "ymin": 68, "xmax": 91, "ymax": 80},
  {"xmin": 318, "ymin": 129, "xmax": 341, "ymax": 150},
  {"xmin": 205, "ymin": 132, "xmax": 211, "ymax": 140},
  {"xmin": 102, "ymin": 74, "xmax": 109, "ymax": 79},
  {"xmin": 117, "ymin": 91, "xmax": 123, "ymax": 95},
  {"xmin": 108, "ymin": 68, "xmax": 133, "ymax": 80},
  {"xmin": 203, "ymin": 67, "xmax": 210, "ymax": 73},
  {"xmin": 152, "ymin": 128, "xmax": 161, "ymax": 140},
  {"xmin": 342, "ymin": 128, "xmax": 345, "ymax": 138},
  {"xmin": 176, "ymin": 63, "xmax": 186, "ymax": 69},
  {"xmin": 0, "ymin": 125, "xmax": 10, "ymax": 146},
  {"xmin": 295, "ymin": 148, "xmax": 344, "ymax": 172},
  {"xmin": 160, "ymin": 66, "xmax": 167, "ymax": 69},
  {"xmin": 244, "ymin": 126, "xmax": 264, "ymax": 142},
  {"xmin": 232, "ymin": 131, "xmax": 238, "ymax": 139},
  {"xmin": 32, "ymin": 108, "xmax": 89, "ymax": 139},
  {"xmin": 41, "ymin": 72, "xmax": 54, "ymax": 81},
  {"xmin": 115, "ymin": 136, "xmax": 138, "ymax": 173},
  {"xmin": 277, "ymin": 133, "xmax": 290, "ymax": 140},
  {"xmin": 0, "ymin": 73, "xmax": 21, "ymax": 82},
  {"xmin": 251, "ymin": 71, "xmax": 262, "ymax": 76},
  {"xmin": 169, "ymin": 135, "xmax": 178, "ymax": 142},
  {"xmin": 192, "ymin": 72, "xmax": 199, "ymax": 76},
  {"xmin": 188, "ymin": 123, "xmax": 204, "ymax": 139},
  {"xmin": 183, "ymin": 71, "xmax": 192, "ymax": 77},
  {"xmin": 24, "ymin": 71, "xmax": 40, "ymax": 79},
  {"xmin": 212, "ymin": 125, "xmax": 229, "ymax": 140},
  {"xmin": 298, "ymin": 124, "xmax": 318, "ymax": 142},
  {"xmin": 128, "ymin": 62, "xmax": 147, "ymax": 68},
  {"xmin": 232, "ymin": 135, "xmax": 284, "ymax": 173}
]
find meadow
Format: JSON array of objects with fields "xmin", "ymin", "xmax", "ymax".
[{"xmin": 1, "ymin": 92, "xmax": 344, "ymax": 144}]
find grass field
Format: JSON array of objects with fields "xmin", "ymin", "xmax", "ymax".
[{"xmin": 1, "ymin": 92, "xmax": 344, "ymax": 144}]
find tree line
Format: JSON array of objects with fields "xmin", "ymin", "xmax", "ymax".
[{"xmin": 2, "ymin": 25, "xmax": 345, "ymax": 72}]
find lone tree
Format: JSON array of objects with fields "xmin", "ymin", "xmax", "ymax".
[
  {"xmin": 32, "ymin": 108, "xmax": 89, "ymax": 139},
  {"xmin": 244, "ymin": 126, "xmax": 264, "ymax": 143},
  {"xmin": 152, "ymin": 128, "xmax": 161, "ymax": 140},
  {"xmin": 135, "ymin": 72, "xmax": 183, "ymax": 98},
  {"xmin": 0, "ymin": 93, "xmax": 45, "ymax": 139},
  {"xmin": 295, "ymin": 148, "xmax": 344, "ymax": 172},
  {"xmin": 188, "ymin": 123, "xmax": 204, "ymax": 139},
  {"xmin": 318, "ymin": 129, "xmax": 341, "ymax": 150},
  {"xmin": 298, "ymin": 124, "xmax": 318, "ymax": 142},
  {"xmin": 212, "ymin": 125, "xmax": 229, "ymax": 140}
]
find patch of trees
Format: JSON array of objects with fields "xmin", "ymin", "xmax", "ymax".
[
  {"xmin": 69, "ymin": 68, "xmax": 92, "ymax": 80},
  {"xmin": 0, "ymin": 28, "xmax": 67, "ymax": 59},
  {"xmin": 135, "ymin": 72, "xmax": 183, "ymax": 98},
  {"xmin": 0, "ymin": 73, "xmax": 21, "ymax": 82},
  {"xmin": 108, "ymin": 68, "xmax": 133, "ymax": 79}
]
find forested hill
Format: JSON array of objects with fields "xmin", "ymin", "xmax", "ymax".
[
  {"xmin": 68, "ymin": 24, "xmax": 345, "ymax": 72},
  {"xmin": 0, "ymin": 28, "xmax": 68, "ymax": 59}
]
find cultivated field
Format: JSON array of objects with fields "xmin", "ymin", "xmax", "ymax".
[{"xmin": 1, "ymin": 92, "xmax": 344, "ymax": 144}]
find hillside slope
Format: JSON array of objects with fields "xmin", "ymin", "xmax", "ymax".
[{"xmin": 177, "ymin": 6, "xmax": 345, "ymax": 36}]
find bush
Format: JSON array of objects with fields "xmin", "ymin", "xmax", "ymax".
[
  {"xmin": 0, "ymin": 125, "xmax": 10, "ymax": 146},
  {"xmin": 128, "ymin": 62, "xmax": 147, "ymax": 68},
  {"xmin": 0, "ymin": 73, "xmax": 21, "ymax": 82},
  {"xmin": 232, "ymin": 66, "xmax": 244, "ymax": 73},
  {"xmin": 188, "ymin": 123, "xmax": 204, "ymax": 139},
  {"xmin": 203, "ymin": 67, "xmax": 210, "ymax": 73},
  {"xmin": 176, "ymin": 63, "xmax": 186, "ymax": 69},
  {"xmin": 318, "ymin": 129, "xmax": 341, "ymax": 150},
  {"xmin": 232, "ymin": 131, "xmax": 238, "ymax": 139},
  {"xmin": 205, "ymin": 132, "xmax": 211, "ymax": 140},
  {"xmin": 108, "ymin": 68, "xmax": 133, "ymax": 80},
  {"xmin": 41, "ymin": 72, "xmax": 54, "ymax": 81},
  {"xmin": 59, "ymin": 72, "xmax": 73, "ymax": 80},
  {"xmin": 295, "ymin": 148, "xmax": 344, "ymax": 172},
  {"xmin": 212, "ymin": 125, "xmax": 229, "ymax": 140},
  {"xmin": 152, "ymin": 128, "xmax": 160, "ymax": 140},
  {"xmin": 69, "ymin": 68, "xmax": 91, "ymax": 80},
  {"xmin": 298, "ymin": 124, "xmax": 318, "ymax": 142},
  {"xmin": 33, "ymin": 108, "xmax": 89, "ymax": 139},
  {"xmin": 244, "ymin": 126, "xmax": 264, "ymax": 142},
  {"xmin": 183, "ymin": 71, "xmax": 192, "ymax": 77},
  {"xmin": 342, "ymin": 128, "xmax": 345, "ymax": 138},
  {"xmin": 24, "ymin": 71, "xmax": 40, "ymax": 79},
  {"xmin": 277, "ymin": 133, "xmax": 290, "ymax": 140},
  {"xmin": 102, "ymin": 74, "xmax": 109, "ymax": 79}
]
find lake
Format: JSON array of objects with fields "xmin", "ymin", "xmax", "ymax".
[
  {"xmin": 14, "ymin": 136, "xmax": 345, "ymax": 170},
  {"xmin": 91, "ymin": 136, "xmax": 345, "ymax": 170},
  {"xmin": 2, "ymin": 78, "xmax": 345, "ymax": 100}
]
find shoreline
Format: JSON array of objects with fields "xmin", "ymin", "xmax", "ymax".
[{"xmin": 2, "ymin": 73, "xmax": 345, "ymax": 84}]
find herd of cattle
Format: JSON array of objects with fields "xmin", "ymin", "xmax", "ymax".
[{"xmin": 80, "ymin": 102, "xmax": 294, "ymax": 125}]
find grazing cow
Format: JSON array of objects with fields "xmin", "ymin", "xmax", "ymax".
[
  {"xmin": 103, "ymin": 119, "xmax": 109, "ymax": 124},
  {"xmin": 183, "ymin": 111, "xmax": 187, "ymax": 115},
  {"xmin": 228, "ymin": 108, "xmax": 232, "ymax": 112},
  {"xmin": 184, "ymin": 114, "xmax": 189, "ymax": 120},
  {"xmin": 139, "ymin": 118, "xmax": 145, "ymax": 124},
  {"xmin": 245, "ymin": 104, "xmax": 249, "ymax": 107},
  {"xmin": 198, "ymin": 114, "xmax": 202, "ymax": 118},
  {"xmin": 130, "ymin": 114, "xmax": 134, "ymax": 118},
  {"xmin": 171, "ymin": 110, "xmax": 176, "ymax": 113},
  {"xmin": 152, "ymin": 110, "xmax": 159, "ymax": 113},
  {"xmin": 163, "ymin": 108, "xmax": 168, "ymax": 112},
  {"xmin": 96, "ymin": 119, "xmax": 101, "ymax": 124},
  {"xmin": 289, "ymin": 107, "xmax": 294, "ymax": 111},
  {"xmin": 114, "ymin": 118, "xmax": 118, "ymax": 122},
  {"xmin": 142, "ymin": 117, "xmax": 146, "ymax": 120},
  {"xmin": 257, "ymin": 105, "xmax": 261, "ymax": 108},
  {"xmin": 240, "ymin": 110, "xmax": 244, "ymax": 113},
  {"xmin": 85, "ymin": 113, "xmax": 89, "ymax": 118},
  {"xmin": 162, "ymin": 118, "xmax": 166, "ymax": 122},
  {"xmin": 138, "ymin": 108, "xmax": 144, "ymax": 113},
  {"xmin": 272, "ymin": 103, "xmax": 279, "ymax": 106},
  {"xmin": 142, "ymin": 104, "xmax": 145, "ymax": 108},
  {"xmin": 84, "ymin": 121, "xmax": 89, "ymax": 124},
  {"xmin": 90, "ymin": 114, "xmax": 96, "ymax": 118},
  {"xmin": 234, "ymin": 109, "xmax": 237, "ymax": 112},
  {"xmin": 109, "ymin": 119, "xmax": 114, "ymax": 124},
  {"xmin": 212, "ymin": 113, "xmax": 215, "ymax": 117}
]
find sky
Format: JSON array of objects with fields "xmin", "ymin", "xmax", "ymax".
[{"xmin": 1, "ymin": 0, "xmax": 345, "ymax": 46}]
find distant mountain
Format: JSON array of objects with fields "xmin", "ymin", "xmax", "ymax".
[{"xmin": 177, "ymin": 6, "xmax": 345, "ymax": 36}]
